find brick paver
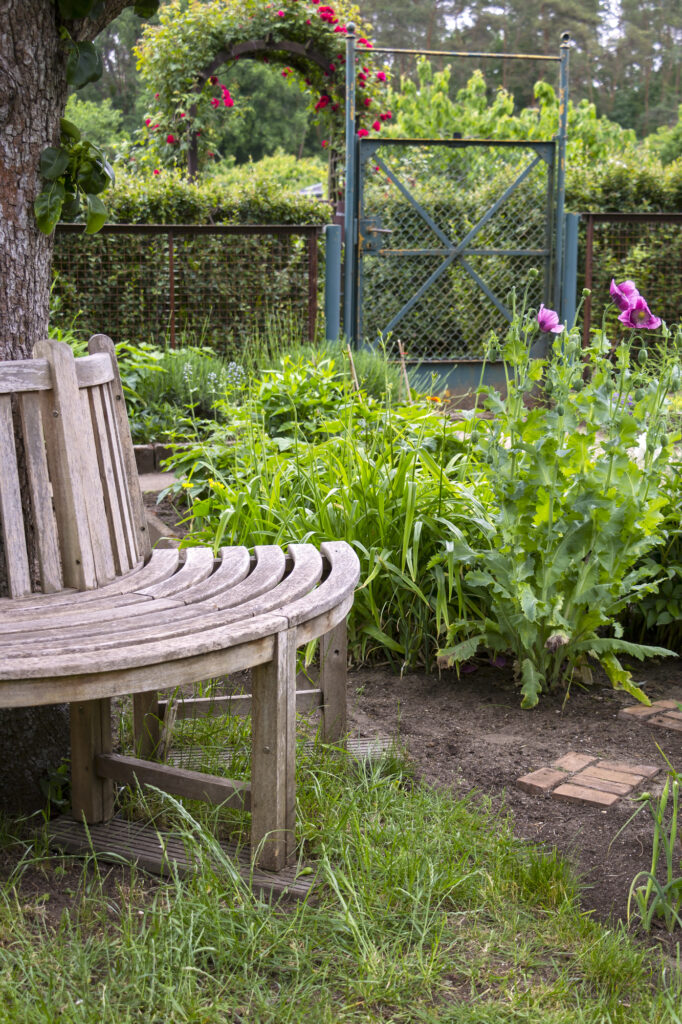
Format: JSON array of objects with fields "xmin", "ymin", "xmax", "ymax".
[{"xmin": 516, "ymin": 750, "xmax": 660, "ymax": 809}]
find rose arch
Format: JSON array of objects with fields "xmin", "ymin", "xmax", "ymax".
[{"xmin": 135, "ymin": 0, "xmax": 392, "ymax": 201}]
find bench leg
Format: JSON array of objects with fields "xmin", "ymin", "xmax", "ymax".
[
  {"xmin": 251, "ymin": 628, "xmax": 296, "ymax": 871},
  {"xmin": 70, "ymin": 698, "xmax": 114, "ymax": 823},
  {"xmin": 320, "ymin": 618, "xmax": 348, "ymax": 744},
  {"xmin": 133, "ymin": 691, "xmax": 161, "ymax": 760}
]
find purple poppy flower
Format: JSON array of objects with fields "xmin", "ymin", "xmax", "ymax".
[
  {"xmin": 537, "ymin": 305, "xmax": 564, "ymax": 334},
  {"xmin": 617, "ymin": 295, "xmax": 662, "ymax": 330},
  {"xmin": 609, "ymin": 278, "xmax": 640, "ymax": 312}
]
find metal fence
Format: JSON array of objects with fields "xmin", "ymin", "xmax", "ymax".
[
  {"xmin": 52, "ymin": 224, "xmax": 321, "ymax": 351},
  {"xmin": 581, "ymin": 213, "xmax": 682, "ymax": 341}
]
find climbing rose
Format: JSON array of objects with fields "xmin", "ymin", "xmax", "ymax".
[
  {"xmin": 145, "ymin": 118, "xmax": 151, "ymax": 126},
  {"xmin": 380, "ymin": 111, "xmax": 392, "ymax": 121},
  {"xmin": 334, "ymin": 24, "xmax": 346, "ymax": 32},
  {"xmin": 210, "ymin": 97, "xmax": 220, "ymax": 107},
  {"xmin": 363, "ymin": 96, "xmax": 371, "ymax": 107},
  {"xmin": 618, "ymin": 296, "xmax": 662, "ymax": 330},
  {"xmin": 153, "ymin": 168, "xmax": 160, "ymax": 175},
  {"xmin": 179, "ymin": 112, "xmax": 186, "ymax": 118},
  {"xmin": 209, "ymin": 76, "xmax": 218, "ymax": 85},
  {"xmin": 315, "ymin": 95, "xmax": 330, "ymax": 110},
  {"xmin": 372, "ymin": 119, "xmax": 381, "ymax": 130},
  {"xmin": 537, "ymin": 305, "xmax": 564, "ymax": 334},
  {"xmin": 357, "ymin": 128, "xmax": 369, "ymax": 137},
  {"xmin": 277, "ymin": 8, "xmax": 284, "ymax": 14},
  {"xmin": 358, "ymin": 38, "xmax": 372, "ymax": 47},
  {"xmin": 154, "ymin": 92, "xmax": 159, "ymax": 99},
  {"xmin": 166, "ymin": 134, "xmax": 176, "ymax": 144},
  {"xmin": 222, "ymin": 87, "xmax": 234, "ymax": 107},
  {"xmin": 610, "ymin": 278, "xmax": 640, "ymax": 311},
  {"xmin": 376, "ymin": 71, "xmax": 387, "ymax": 82}
]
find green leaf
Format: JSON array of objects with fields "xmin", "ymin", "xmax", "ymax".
[
  {"xmin": 39, "ymin": 146, "xmax": 70, "ymax": 181},
  {"xmin": 600, "ymin": 652, "xmax": 650, "ymax": 705},
  {"xmin": 362, "ymin": 624, "xmax": 404, "ymax": 655},
  {"xmin": 34, "ymin": 181, "xmax": 65, "ymax": 235},
  {"xmin": 519, "ymin": 584, "xmax": 538, "ymax": 622},
  {"xmin": 437, "ymin": 635, "xmax": 483, "ymax": 667},
  {"xmin": 520, "ymin": 658, "xmax": 543, "ymax": 709},
  {"xmin": 61, "ymin": 194, "xmax": 81, "ymax": 221},
  {"xmin": 66, "ymin": 41, "xmax": 103, "ymax": 89},
  {"xmin": 58, "ymin": 0, "xmax": 96, "ymax": 17},
  {"xmin": 77, "ymin": 159, "xmax": 109, "ymax": 195},
  {"xmin": 85, "ymin": 193, "xmax": 107, "ymax": 234},
  {"xmin": 60, "ymin": 118, "xmax": 81, "ymax": 141}
]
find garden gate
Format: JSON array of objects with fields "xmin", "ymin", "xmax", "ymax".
[{"xmin": 343, "ymin": 33, "xmax": 571, "ymax": 389}]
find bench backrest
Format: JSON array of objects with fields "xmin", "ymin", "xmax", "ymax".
[{"xmin": 0, "ymin": 336, "xmax": 150, "ymax": 598}]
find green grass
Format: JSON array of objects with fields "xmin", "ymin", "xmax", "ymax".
[{"xmin": 0, "ymin": 723, "xmax": 680, "ymax": 1023}]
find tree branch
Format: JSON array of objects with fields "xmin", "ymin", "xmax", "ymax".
[{"xmin": 72, "ymin": 1, "xmax": 138, "ymax": 43}]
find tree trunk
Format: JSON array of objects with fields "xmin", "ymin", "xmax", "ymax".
[{"xmin": 0, "ymin": 3, "xmax": 72, "ymax": 815}]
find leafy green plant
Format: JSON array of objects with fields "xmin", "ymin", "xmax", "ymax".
[
  {"xmin": 438, "ymin": 292, "xmax": 678, "ymax": 707},
  {"xmin": 624, "ymin": 758, "xmax": 682, "ymax": 933}
]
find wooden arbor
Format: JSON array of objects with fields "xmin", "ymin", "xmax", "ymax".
[{"xmin": 0, "ymin": 339, "xmax": 359, "ymax": 871}]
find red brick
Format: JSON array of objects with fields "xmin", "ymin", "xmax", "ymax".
[
  {"xmin": 517, "ymin": 768, "xmax": 566, "ymax": 794},
  {"xmin": 552, "ymin": 752, "xmax": 596, "ymax": 772},
  {"xmin": 649, "ymin": 714, "xmax": 682, "ymax": 733},
  {"xmin": 552, "ymin": 784, "xmax": 620, "ymax": 807},
  {"xmin": 572, "ymin": 771, "xmax": 634, "ymax": 796},
  {"xmin": 618, "ymin": 705, "xmax": 658, "ymax": 719},
  {"xmin": 596, "ymin": 760, "xmax": 660, "ymax": 779},
  {"xmin": 651, "ymin": 699, "xmax": 681, "ymax": 711},
  {"xmin": 585, "ymin": 765, "xmax": 644, "ymax": 785}
]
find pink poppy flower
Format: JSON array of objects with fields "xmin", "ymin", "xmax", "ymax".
[
  {"xmin": 618, "ymin": 296, "xmax": 662, "ymax": 330},
  {"xmin": 537, "ymin": 305, "xmax": 564, "ymax": 334},
  {"xmin": 610, "ymin": 278, "xmax": 640, "ymax": 311}
]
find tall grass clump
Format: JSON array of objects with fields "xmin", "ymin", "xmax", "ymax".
[
  {"xmin": 168, "ymin": 355, "xmax": 487, "ymax": 669},
  {"xmin": 1, "ymin": 744, "xmax": 679, "ymax": 1022}
]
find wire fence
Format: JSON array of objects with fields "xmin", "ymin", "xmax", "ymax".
[
  {"xmin": 581, "ymin": 213, "xmax": 682, "ymax": 342},
  {"xmin": 52, "ymin": 224, "xmax": 321, "ymax": 352}
]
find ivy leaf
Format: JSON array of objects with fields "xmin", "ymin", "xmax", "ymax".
[
  {"xmin": 134, "ymin": 0, "xmax": 161, "ymax": 16},
  {"xmin": 85, "ymin": 194, "xmax": 108, "ymax": 234},
  {"xmin": 57, "ymin": 0, "xmax": 96, "ymax": 17},
  {"xmin": 66, "ymin": 41, "xmax": 103, "ymax": 89},
  {"xmin": 39, "ymin": 146, "xmax": 70, "ymax": 181},
  {"xmin": 34, "ymin": 181, "xmax": 66, "ymax": 235},
  {"xmin": 60, "ymin": 118, "xmax": 81, "ymax": 141}
]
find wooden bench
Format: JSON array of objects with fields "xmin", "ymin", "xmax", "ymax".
[{"xmin": 0, "ymin": 338, "xmax": 359, "ymax": 872}]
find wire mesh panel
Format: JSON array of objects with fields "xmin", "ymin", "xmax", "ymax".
[
  {"xmin": 53, "ymin": 225, "xmax": 320, "ymax": 352},
  {"xmin": 356, "ymin": 139, "xmax": 555, "ymax": 360},
  {"xmin": 582, "ymin": 214, "xmax": 682, "ymax": 341}
]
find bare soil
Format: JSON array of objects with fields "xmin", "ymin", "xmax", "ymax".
[{"xmin": 346, "ymin": 659, "xmax": 682, "ymax": 940}]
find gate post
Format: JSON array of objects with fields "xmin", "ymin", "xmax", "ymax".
[
  {"xmin": 561, "ymin": 212, "xmax": 580, "ymax": 329},
  {"xmin": 343, "ymin": 24, "xmax": 357, "ymax": 345},
  {"xmin": 324, "ymin": 224, "xmax": 342, "ymax": 343},
  {"xmin": 553, "ymin": 33, "xmax": 570, "ymax": 309}
]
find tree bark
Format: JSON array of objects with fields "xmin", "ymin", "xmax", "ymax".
[{"xmin": 0, "ymin": 0, "xmax": 133, "ymax": 816}]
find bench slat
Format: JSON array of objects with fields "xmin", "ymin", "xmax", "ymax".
[
  {"xmin": 0, "ymin": 353, "xmax": 114, "ymax": 395},
  {"xmin": 0, "ymin": 395, "xmax": 31, "ymax": 597},
  {"xmin": 18, "ymin": 392, "xmax": 63, "ymax": 593},
  {"xmin": 88, "ymin": 384, "xmax": 132, "ymax": 576}
]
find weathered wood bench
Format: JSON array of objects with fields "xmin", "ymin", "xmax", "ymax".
[{"xmin": 0, "ymin": 337, "xmax": 359, "ymax": 872}]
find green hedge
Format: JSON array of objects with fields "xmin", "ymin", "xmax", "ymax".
[{"xmin": 106, "ymin": 168, "xmax": 331, "ymax": 225}]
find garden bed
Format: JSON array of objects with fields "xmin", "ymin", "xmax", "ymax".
[{"xmin": 347, "ymin": 660, "xmax": 682, "ymax": 942}]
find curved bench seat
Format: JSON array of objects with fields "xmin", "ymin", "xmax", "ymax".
[{"xmin": 0, "ymin": 338, "xmax": 359, "ymax": 873}]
